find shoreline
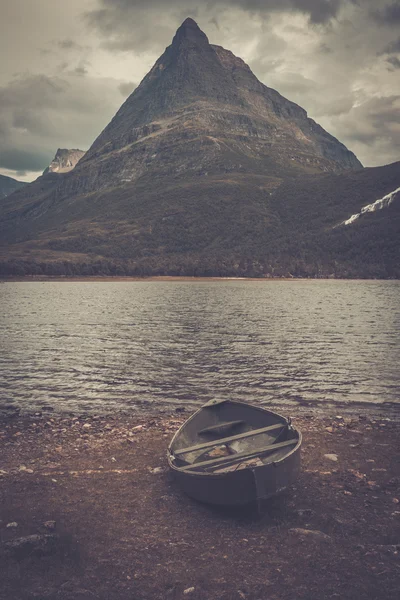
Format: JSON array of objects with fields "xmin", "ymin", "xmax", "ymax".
[
  {"xmin": 1, "ymin": 275, "xmax": 399, "ymax": 283},
  {"xmin": 1, "ymin": 410, "xmax": 399, "ymax": 599}
]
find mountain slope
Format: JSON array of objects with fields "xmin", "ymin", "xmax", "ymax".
[
  {"xmin": 0, "ymin": 174, "xmax": 26, "ymax": 200},
  {"xmin": 0, "ymin": 19, "xmax": 398, "ymax": 278}
]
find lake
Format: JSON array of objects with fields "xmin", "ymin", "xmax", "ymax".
[{"xmin": 0, "ymin": 279, "xmax": 399, "ymax": 416}]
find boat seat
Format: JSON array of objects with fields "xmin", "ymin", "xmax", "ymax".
[
  {"xmin": 179, "ymin": 438, "xmax": 297, "ymax": 472},
  {"xmin": 174, "ymin": 422, "xmax": 286, "ymax": 457},
  {"xmin": 198, "ymin": 420, "xmax": 245, "ymax": 435}
]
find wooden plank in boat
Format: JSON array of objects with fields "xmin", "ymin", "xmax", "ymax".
[
  {"xmin": 179, "ymin": 438, "xmax": 297, "ymax": 471},
  {"xmin": 174, "ymin": 423, "xmax": 286, "ymax": 457}
]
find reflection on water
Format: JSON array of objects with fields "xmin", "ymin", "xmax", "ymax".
[{"xmin": 0, "ymin": 280, "xmax": 399, "ymax": 415}]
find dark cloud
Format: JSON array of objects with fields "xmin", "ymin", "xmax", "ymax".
[
  {"xmin": 85, "ymin": 0, "xmax": 350, "ymax": 53},
  {"xmin": 0, "ymin": 148, "xmax": 51, "ymax": 173},
  {"xmin": 371, "ymin": 1, "xmax": 400, "ymax": 25},
  {"xmin": 387, "ymin": 55, "xmax": 400, "ymax": 68},
  {"xmin": 0, "ymin": 73, "xmax": 124, "ymax": 173},
  {"xmin": 382, "ymin": 36, "xmax": 400, "ymax": 53}
]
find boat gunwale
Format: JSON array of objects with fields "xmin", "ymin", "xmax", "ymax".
[{"xmin": 167, "ymin": 400, "xmax": 302, "ymax": 478}]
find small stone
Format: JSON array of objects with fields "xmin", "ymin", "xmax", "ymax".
[
  {"xmin": 6, "ymin": 522, "xmax": 18, "ymax": 528},
  {"xmin": 296, "ymin": 509, "xmax": 313, "ymax": 517},
  {"xmin": 111, "ymin": 457, "xmax": 117, "ymax": 462},
  {"xmin": 43, "ymin": 521, "xmax": 56, "ymax": 531},
  {"xmin": 289, "ymin": 528, "xmax": 331, "ymax": 542},
  {"xmin": 184, "ymin": 588, "xmax": 195, "ymax": 595},
  {"xmin": 3, "ymin": 533, "xmax": 59, "ymax": 556},
  {"xmin": 343, "ymin": 490, "xmax": 353, "ymax": 495},
  {"xmin": 0, "ymin": 470, "xmax": 8, "ymax": 477},
  {"xmin": 132, "ymin": 425, "xmax": 144, "ymax": 432},
  {"xmin": 149, "ymin": 467, "xmax": 164, "ymax": 474},
  {"xmin": 324, "ymin": 454, "xmax": 338, "ymax": 462},
  {"xmin": 18, "ymin": 465, "xmax": 27, "ymax": 472},
  {"xmin": 25, "ymin": 469, "xmax": 34, "ymax": 474},
  {"xmin": 392, "ymin": 498, "xmax": 399, "ymax": 504},
  {"xmin": 367, "ymin": 481, "xmax": 379, "ymax": 490},
  {"xmin": 51, "ymin": 479, "xmax": 57, "ymax": 483},
  {"xmin": 82, "ymin": 423, "xmax": 91, "ymax": 430},
  {"xmin": 325, "ymin": 427, "xmax": 334, "ymax": 433}
]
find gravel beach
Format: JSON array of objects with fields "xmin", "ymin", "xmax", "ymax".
[{"xmin": 1, "ymin": 410, "xmax": 399, "ymax": 600}]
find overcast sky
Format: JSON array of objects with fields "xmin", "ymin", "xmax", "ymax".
[{"xmin": 1, "ymin": 0, "xmax": 399, "ymax": 182}]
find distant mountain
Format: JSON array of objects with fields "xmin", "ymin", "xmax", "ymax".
[
  {"xmin": 43, "ymin": 148, "xmax": 86, "ymax": 175},
  {"xmin": 0, "ymin": 19, "xmax": 398, "ymax": 278},
  {"xmin": 0, "ymin": 174, "xmax": 26, "ymax": 200}
]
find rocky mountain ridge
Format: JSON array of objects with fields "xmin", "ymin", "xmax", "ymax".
[{"xmin": 43, "ymin": 148, "xmax": 86, "ymax": 175}]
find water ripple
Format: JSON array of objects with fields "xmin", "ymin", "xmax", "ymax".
[{"xmin": 0, "ymin": 280, "xmax": 399, "ymax": 415}]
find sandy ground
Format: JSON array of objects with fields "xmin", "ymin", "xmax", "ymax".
[{"xmin": 0, "ymin": 409, "xmax": 399, "ymax": 600}]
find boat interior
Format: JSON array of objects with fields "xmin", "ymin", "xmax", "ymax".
[{"xmin": 169, "ymin": 401, "xmax": 299, "ymax": 474}]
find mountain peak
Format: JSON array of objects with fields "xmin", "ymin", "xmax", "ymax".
[
  {"xmin": 181, "ymin": 17, "xmax": 200, "ymax": 28},
  {"xmin": 172, "ymin": 17, "xmax": 209, "ymax": 46}
]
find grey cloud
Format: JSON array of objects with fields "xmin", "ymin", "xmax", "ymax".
[
  {"xmin": 58, "ymin": 39, "xmax": 83, "ymax": 50},
  {"xmin": 85, "ymin": 0, "xmax": 351, "ymax": 53},
  {"xmin": 387, "ymin": 55, "xmax": 400, "ymax": 68},
  {"xmin": 382, "ymin": 36, "xmax": 400, "ymax": 53},
  {"xmin": 0, "ymin": 148, "xmax": 51, "ymax": 173},
  {"xmin": 74, "ymin": 64, "xmax": 89, "ymax": 76},
  {"xmin": 319, "ymin": 43, "xmax": 333, "ymax": 54},
  {"xmin": 330, "ymin": 95, "xmax": 400, "ymax": 165},
  {"xmin": 371, "ymin": 1, "xmax": 400, "ymax": 25},
  {"xmin": 0, "ymin": 73, "xmax": 125, "ymax": 173},
  {"xmin": 118, "ymin": 81, "xmax": 137, "ymax": 96}
]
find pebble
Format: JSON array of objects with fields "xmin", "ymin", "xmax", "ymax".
[
  {"xmin": 82, "ymin": 424, "xmax": 91, "ymax": 431},
  {"xmin": 6, "ymin": 522, "xmax": 18, "ymax": 528},
  {"xmin": 289, "ymin": 528, "xmax": 332, "ymax": 542},
  {"xmin": 325, "ymin": 427, "xmax": 334, "ymax": 433},
  {"xmin": 324, "ymin": 454, "xmax": 338, "ymax": 462},
  {"xmin": 184, "ymin": 588, "xmax": 195, "ymax": 595}
]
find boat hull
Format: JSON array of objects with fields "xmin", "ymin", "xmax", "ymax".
[{"xmin": 167, "ymin": 400, "xmax": 301, "ymax": 506}]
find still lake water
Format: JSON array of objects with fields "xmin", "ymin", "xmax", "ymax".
[{"xmin": 0, "ymin": 280, "xmax": 399, "ymax": 416}]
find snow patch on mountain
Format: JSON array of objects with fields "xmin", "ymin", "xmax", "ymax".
[{"xmin": 342, "ymin": 186, "xmax": 400, "ymax": 226}]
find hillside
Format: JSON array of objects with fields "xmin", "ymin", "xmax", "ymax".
[{"xmin": 0, "ymin": 174, "xmax": 26, "ymax": 200}]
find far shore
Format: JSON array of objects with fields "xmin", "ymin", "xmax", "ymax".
[{"xmin": 1, "ymin": 275, "xmax": 397, "ymax": 283}]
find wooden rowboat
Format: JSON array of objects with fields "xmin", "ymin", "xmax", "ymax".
[{"xmin": 167, "ymin": 399, "xmax": 302, "ymax": 506}]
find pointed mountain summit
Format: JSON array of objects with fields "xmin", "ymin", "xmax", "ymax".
[
  {"xmin": 172, "ymin": 17, "xmax": 209, "ymax": 45},
  {"xmin": 2, "ymin": 19, "xmax": 398, "ymax": 278}
]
